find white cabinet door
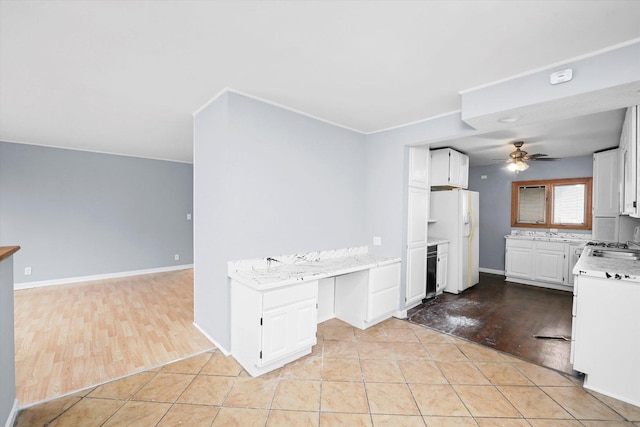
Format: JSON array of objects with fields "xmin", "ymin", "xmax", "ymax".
[
  {"xmin": 448, "ymin": 149, "xmax": 462, "ymax": 187},
  {"xmin": 593, "ymin": 149, "xmax": 619, "ymax": 216},
  {"xmin": 408, "ymin": 146, "xmax": 429, "ymax": 189},
  {"xmin": 430, "ymin": 148, "xmax": 469, "ymax": 189},
  {"xmin": 261, "ymin": 297, "xmax": 317, "ymax": 365},
  {"xmin": 572, "ymin": 275, "xmax": 640, "ymax": 406},
  {"xmin": 567, "ymin": 244, "xmax": 584, "ymax": 286},
  {"xmin": 636, "ymin": 106, "xmax": 640, "ymax": 217},
  {"xmin": 406, "ymin": 246, "xmax": 427, "ymax": 306},
  {"xmin": 407, "ymin": 187, "xmax": 428, "ymax": 247},
  {"xmin": 458, "ymin": 153, "xmax": 469, "ymax": 189},
  {"xmin": 436, "ymin": 248, "xmax": 448, "ymax": 294},
  {"xmin": 621, "ymin": 106, "xmax": 638, "ymax": 216},
  {"xmin": 449, "ymin": 151, "xmax": 469, "ymax": 189},
  {"xmin": 505, "ymin": 240, "xmax": 534, "ymax": 279},
  {"xmin": 367, "ymin": 263, "xmax": 400, "ymax": 322},
  {"xmin": 406, "ymin": 186, "xmax": 428, "ymax": 307},
  {"xmin": 534, "ymin": 250, "xmax": 565, "ymax": 284}
]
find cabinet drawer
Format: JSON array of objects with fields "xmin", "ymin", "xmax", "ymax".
[
  {"xmin": 535, "ymin": 241, "xmax": 565, "ymax": 251},
  {"xmin": 506, "ymin": 239, "xmax": 534, "ymax": 249},
  {"xmin": 368, "ymin": 286, "xmax": 398, "ymax": 321},
  {"xmin": 263, "ymin": 281, "xmax": 318, "ymax": 311},
  {"xmin": 369, "ymin": 263, "xmax": 400, "ymax": 293}
]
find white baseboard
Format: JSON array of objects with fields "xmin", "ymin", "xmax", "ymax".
[
  {"xmin": 14, "ymin": 264, "xmax": 194, "ymax": 290},
  {"xmin": 4, "ymin": 399, "xmax": 19, "ymax": 427},
  {"xmin": 480, "ymin": 267, "xmax": 505, "ymax": 275},
  {"xmin": 505, "ymin": 276, "xmax": 573, "ymax": 292},
  {"xmin": 317, "ymin": 313, "xmax": 336, "ymax": 324},
  {"xmin": 193, "ymin": 322, "xmax": 230, "ymax": 355},
  {"xmin": 393, "ymin": 310, "xmax": 408, "ymax": 319}
]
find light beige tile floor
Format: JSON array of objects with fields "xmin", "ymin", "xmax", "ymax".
[{"xmin": 14, "ymin": 318, "xmax": 640, "ymax": 426}]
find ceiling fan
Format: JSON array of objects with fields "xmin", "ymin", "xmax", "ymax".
[{"xmin": 496, "ymin": 141, "xmax": 559, "ymax": 172}]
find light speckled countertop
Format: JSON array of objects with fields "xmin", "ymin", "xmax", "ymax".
[
  {"xmin": 573, "ymin": 247, "xmax": 640, "ymax": 283},
  {"xmin": 228, "ymin": 246, "xmax": 400, "ymax": 290},
  {"xmin": 427, "ymin": 237, "xmax": 449, "ymax": 246},
  {"xmin": 505, "ymin": 231, "xmax": 591, "ymax": 244}
]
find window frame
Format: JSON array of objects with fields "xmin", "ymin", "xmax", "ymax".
[{"xmin": 511, "ymin": 177, "xmax": 593, "ymax": 230}]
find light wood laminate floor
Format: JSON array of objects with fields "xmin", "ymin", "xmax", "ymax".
[
  {"xmin": 14, "ymin": 268, "xmax": 214, "ymax": 406},
  {"xmin": 15, "ymin": 318, "xmax": 640, "ymax": 426}
]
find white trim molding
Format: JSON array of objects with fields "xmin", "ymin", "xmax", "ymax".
[
  {"xmin": 479, "ymin": 267, "xmax": 505, "ymax": 276},
  {"xmin": 14, "ymin": 264, "xmax": 194, "ymax": 290},
  {"xmin": 193, "ymin": 322, "xmax": 230, "ymax": 356},
  {"xmin": 4, "ymin": 399, "xmax": 19, "ymax": 427}
]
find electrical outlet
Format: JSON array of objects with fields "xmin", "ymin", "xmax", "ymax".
[
  {"xmin": 187, "ymin": 213, "xmax": 192, "ymax": 221},
  {"xmin": 24, "ymin": 267, "xmax": 32, "ymax": 275},
  {"xmin": 373, "ymin": 236, "xmax": 382, "ymax": 246},
  {"xmin": 174, "ymin": 254, "xmax": 179, "ymax": 261}
]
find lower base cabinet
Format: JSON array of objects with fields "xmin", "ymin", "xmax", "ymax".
[
  {"xmin": 505, "ymin": 238, "xmax": 573, "ymax": 291},
  {"xmin": 231, "ymin": 280, "xmax": 318, "ymax": 377},
  {"xmin": 571, "ymin": 275, "xmax": 640, "ymax": 407},
  {"xmin": 230, "ymin": 261, "xmax": 401, "ymax": 377},
  {"xmin": 335, "ymin": 263, "xmax": 400, "ymax": 330}
]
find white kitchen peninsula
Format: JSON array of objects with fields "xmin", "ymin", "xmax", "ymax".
[
  {"xmin": 229, "ymin": 246, "xmax": 400, "ymax": 376},
  {"xmin": 571, "ymin": 247, "xmax": 640, "ymax": 407}
]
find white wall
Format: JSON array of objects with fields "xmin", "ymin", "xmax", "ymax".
[
  {"xmin": 193, "ymin": 92, "xmax": 367, "ymax": 350},
  {"xmin": 0, "ymin": 252, "xmax": 17, "ymax": 426},
  {"xmin": 0, "ymin": 142, "xmax": 194, "ymax": 284}
]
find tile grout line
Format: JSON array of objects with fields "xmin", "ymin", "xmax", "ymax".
[{"xmin": 151, "ymin": 350, "xmax": 217, "ymax": 427}]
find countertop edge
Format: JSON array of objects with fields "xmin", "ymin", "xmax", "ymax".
[
  {"xmin": 573, "ymin": 247, "xmax": 640, "ymax": 283},
  {"xmin": 0, "ymin": 246, "xmax": 20, "ymax": 262},
  {"xmin": 505, "ymin": 235, "xmax": 590, "ymax": 244},
  {"xmin": 230, "ymin": 257, "xmax": 401, "ymax": 291}
]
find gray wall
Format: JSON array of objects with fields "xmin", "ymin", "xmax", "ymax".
[
  {"xmin": 467, "ymin": 155, "xmax": 594, "ymax": 272},
  {"xmin": 0, "ymin": 142, "xmax": 194, "ymax": 283},
  {"xmin": 0, "ymin": 252, "xmax": 17, "ymax": 425},
  {"xmin": 193, "ymin": 92, "xmax": 367, "ymax": 350}
]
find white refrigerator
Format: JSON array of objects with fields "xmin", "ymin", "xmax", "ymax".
[{"xmin": 429, "ymin": 190, "xmax": 479, "ymax": 294}]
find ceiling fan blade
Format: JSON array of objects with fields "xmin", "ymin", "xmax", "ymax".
[
  {"xmin": 528, "ymin": 157, "xmax": 560, "ymax": 161},
  {"xmin": 526, "ymin": 153, "xmax": 549, "ymax": 158}
]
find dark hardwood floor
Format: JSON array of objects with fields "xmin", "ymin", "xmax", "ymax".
[{"xmin": 408, "ymin": 272, "xmax": 581, "ymax": 376}]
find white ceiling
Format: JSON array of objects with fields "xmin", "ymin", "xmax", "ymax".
[
  {"xmin": 1, "ymin": 1, "xmax": 640, "ymax": 163},
  {"xmin": 431, "ymin": 108, "xmax": 627, "ymax": 167}
]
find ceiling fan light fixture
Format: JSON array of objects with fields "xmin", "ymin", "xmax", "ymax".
[
  {"xmin": 498, "ymin": 115, "xmax": 522, "ymax": 123},
  {"xmin": 507, "ymin": 160, "xmax": 529, "ymax": 172}
]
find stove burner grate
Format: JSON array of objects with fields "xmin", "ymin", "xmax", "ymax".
[{"xmin": 586, "ymin": 241, "xmax": 629, "ymax": 249}]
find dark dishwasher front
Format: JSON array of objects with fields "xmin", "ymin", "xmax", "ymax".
[{"xmin": 423, "ymin": 245, "xmax": 437, "ymax": 302}]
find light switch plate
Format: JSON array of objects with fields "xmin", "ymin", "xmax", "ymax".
[{"xmin": 373, "ymin": 236, "xmax": 382, "ymax": 246}]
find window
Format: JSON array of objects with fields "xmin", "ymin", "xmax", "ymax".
[{"xmin": 511, "ymin": 178, "xmax": 592, "ymax": 230}]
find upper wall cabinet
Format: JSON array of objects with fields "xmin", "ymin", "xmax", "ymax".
[
  {"xmin": 593, "ymin": 149, "xmax": 620, "ymax": 216},
  {"xmin": 430, "ymin": 148, "xmax": 469, "ymax": 189},
  {"xmin": 408, "ymin": 146, "xmax": 430, "ymax": 189},
  {"xmin": 620, "ymin": 105, "xmax": 639, "ymax": 218},
  {"xmin": 593, "ymin": 149, "xmax": 620, "ymax": 241}
]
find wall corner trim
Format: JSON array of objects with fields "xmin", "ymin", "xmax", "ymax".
[
  {"xmin": 193, "ymin": 322, "xmax": 231, "ymax": 355},
  {"xmin": 4, "ymin": 399, "xmax": 19, "ymax": 427}
]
